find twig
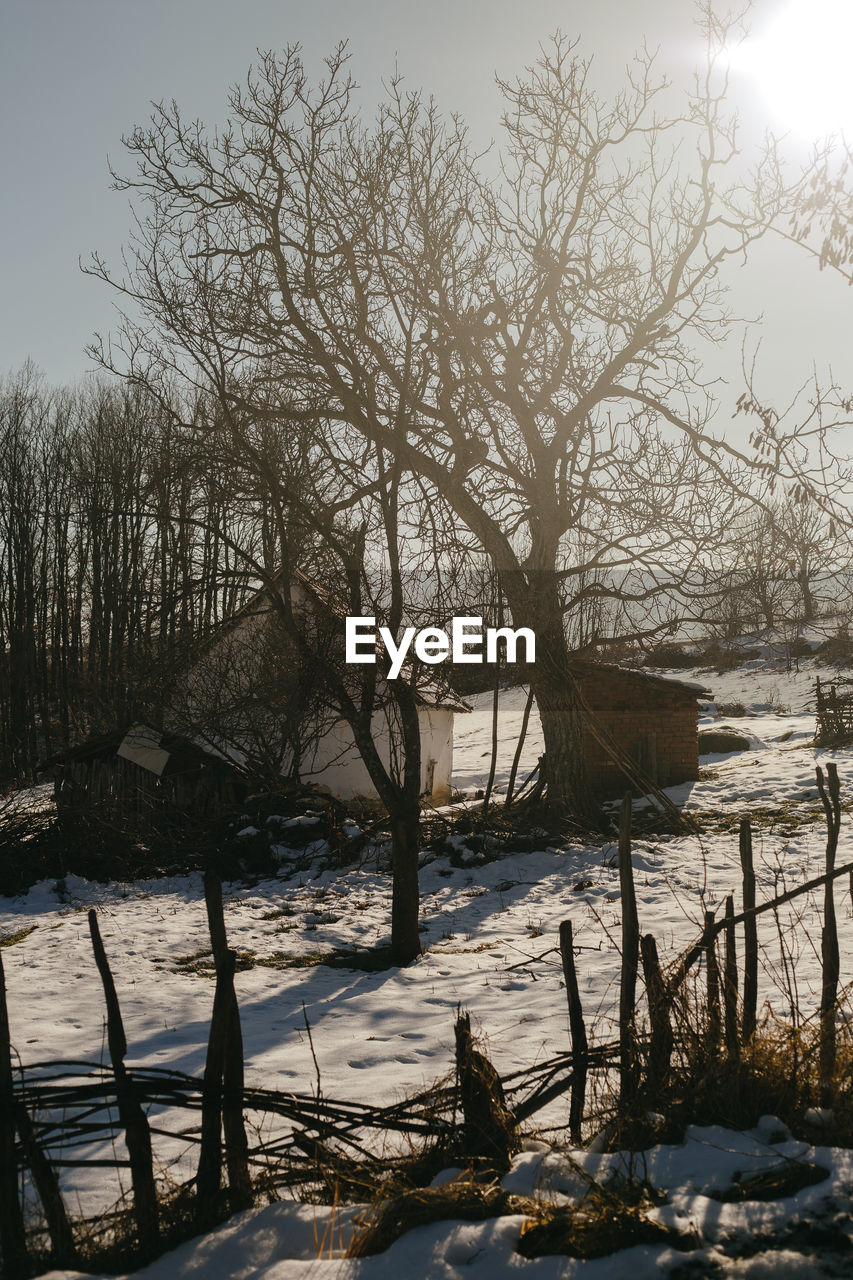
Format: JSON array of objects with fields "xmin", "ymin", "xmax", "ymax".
[{"xmin": 302, "ymin": 1001, "xmax": 322, "ymax": 1102}]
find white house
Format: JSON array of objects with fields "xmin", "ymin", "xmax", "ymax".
[{"xmin": 176, "ymin": 571, "xmax": 469, "ymax": 806}]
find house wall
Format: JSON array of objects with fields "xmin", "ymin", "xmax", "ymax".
[
  {"xmin": 579, "ymin": 667, "xmax": 699, "ymax": 797},
  {"xmin": 299, "ymin": 705, "xmax": 455, "ymax": 805},
  {"xmin": 418, "ymin": 707, "xmax": 455, "ymax": 805}
]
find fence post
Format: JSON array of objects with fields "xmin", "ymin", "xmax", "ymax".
[
  {"xmin": 15, "ymin": 1103, "xmax": 77, "ymax": 1267},
  {"xmin": 817, "ymin": 764, "xmax": 841, "ymax": 1106},
  {"xmin": 723, "ymin": 895, "xmax": 739, "ymax": 1060},
  {"xmin": 88, "ymin": 910, "xmax": 159, "ymax": 1259},
  {"xmin": 739, "ymin": 818, "xmax": 758, "ymax": 1043},
  {"xmin": 558, "ymin": 920, "xmax": 588, "ymax": 1143},
  {"xmin": 0, "ymin": 951, "xmax": 28, "ymax": 1277},
  {"xmin": 196, "ymin": 949, "xmax": 235, "ymax": 1219},
  {"xmin": 199, "ymin": 872, "xmax": 251, "ymax": 1215},
  {"xmin": 453, "ymin": 1009, "xmax": 515, "ymax": 1168},
  {"xmin": 705, "ymin": 910, "xmax": 721, "ymax": 1050},
  {"xmin": 618, "ymin": 794, "xmax": 639, "ymax": 1107},
  {"xmin": 204, "ymin": 870, "xmax": 229, "ymax": 966},
  {"xmin": 640, "ymin": 933, "xmax": 672, "ymax": 1096}
]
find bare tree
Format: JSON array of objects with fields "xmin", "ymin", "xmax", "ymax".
[
  {"xmin": 776, "ymin": 495, "xmax": 833, "ymax": 624},
  {"xmin": 88, "ymin": 11, "xmax": 849, "ymax": 817}
]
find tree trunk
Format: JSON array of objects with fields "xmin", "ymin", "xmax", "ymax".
[
  {"xmin": 502, "ymin": 568, "xmax": 596, "ymax": 821},
  {"xmin": 531, "ymin": 671, "xmax": 594, "ymax": 818},
  {"xmin": 798, "ymin": 565, "xmax": 815, "ymax": 623},
  {"xmin": 499, "ymin": 568, "xmax": 591, "ymax": 819},
  {"xmin": 389, "ymin": 805, "xmax": 421, "ymax": 965},
  {"xmin": 339, "ymin": 676, "xmax": 423, "ymax": 968}
]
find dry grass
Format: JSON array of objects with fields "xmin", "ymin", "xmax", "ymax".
[
  {"xmin": 172, "ymin": 943, "xmax": 397, "ymax": 975},
  {"xmin": 516, "ymin": 1190, "xmax": 689, "ymax": 1260},
  {"xmin": 347, "ymin": 1180, "xmax": 522, "ymax": 1257},
  {"xmin": 345, "ymin": 1168, "xmax": 692, "ymax": 1261},
  {"xmin": 0, "ymin": 923, "xmax": 37, "ymax": 947},
  {"xmin": 683, "ymin": 801, "xmax": 829, "ymax": 835},
  {"xmin": 606, "ymin": 1003, "xmax": 853, "ymax": 1152},
  {"xmin": 23, "ymin": 1175, "xmax": 246, "ymax": 1278}
]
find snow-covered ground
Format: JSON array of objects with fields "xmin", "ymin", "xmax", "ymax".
[{"xmin": 6, "ymin": 655, "xmax": 853, "ymax": 1278}]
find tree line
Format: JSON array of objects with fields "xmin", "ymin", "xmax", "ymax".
[
  {"xmin": 0, "ymin": 356, "xmax": 846, "ymax": 789},
  {"xmin": 0, "ymin": 366, "xmax": 259, "ymax": 782}
]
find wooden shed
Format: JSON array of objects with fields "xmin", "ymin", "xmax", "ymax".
[
  {"xmin": 573, "ymin": 662, "xmax": 710, "ymax": 797},
  {"xmin": 52, "ymin": 723, "xmax": 248, "ymax": 818}
]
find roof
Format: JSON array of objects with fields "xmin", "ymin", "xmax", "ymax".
[
  {"xmin": 46, "ymin": 723, "xmax": 246, "ymax": 780},
  {"xmin": 570, "ymin": 659, "xmax": 712, "ymax": 699},
  {"xmin": 201, "ymin": 569, "xmax": 471, "ymax": 713},
  {"xmin": 409, "ymin": 673, "xmax": 471, "ymax": 714}
]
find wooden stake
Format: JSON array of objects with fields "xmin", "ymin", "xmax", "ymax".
[
  {"xmin": 559, "ymin": 921, "xmax": 588, "ymax": 1143},
  {"xmin": 505, "ymin": 686, "xmax": 535, "ymax": 806},
  {"xmin": 15, "ymin": 1102, "xmax": 77, "ymax": 1266},
  {"xmin": 88, "ymin": 910, "xmax": 159, "ymax": 1258},
  {"xmin": 204, "ymin": 870, "xmax": 229, "ymax": 967},
  {"xmin": 483, "ymin": 594, "xmax": 502, "ymax": 814},
  {"xmin": 723, "ymin": 895, "xmax": 739, "ymax": 1060},
  {"xmin": 196, "ymin": 948, "xmax": 235, "ymax": 1217},
  {"xmin": 641, "ymin": 933, "xmax": 672, "ymax": 1094},
  {"xmin": 705, "ymin": 910, "xmax": 721, "ymax": 1050},
  {"xmin": 200, "ymin": 873, "xmax": 251, "ymax": 1213},
  {"xmin": 222, "ymin": 1013, "xmax": 252, "ymax": 1210},
  {"xmin": 618, "ymin": 794, "xmax": 639, "ymax": 1107},
  {"xmin": 817, "ymin": 764, "xmax": 841, "ymax": 1106},
  {"xmin": 739, "ymin": 818, "xmax": 758, "ymax": 1043}
]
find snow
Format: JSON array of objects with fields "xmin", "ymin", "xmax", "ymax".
[
  {"xmin": 5, "ymin": 654, "xmax": 853, "ymax": 1277},
  {"xmin": 29, "ymin": 1133, "xmax": 853, "ymax": 1279}
]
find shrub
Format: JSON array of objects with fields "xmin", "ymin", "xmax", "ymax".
[
  {"xmin": 643, "ymin": 642, "xmax": 698, "ymax": 670},
  {"xmin": 715, "ymin": 700, "xmax": 748, "ymax": 718}
]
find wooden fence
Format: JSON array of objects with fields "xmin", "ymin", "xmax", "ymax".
[
  {"xmin": 56, "ymin": 755, "xmax": 245, "ymax": 819},
  {"xmin": 815, "ymin": 677, "xmax": 853, "ymax": 745},
  {"xmin": 557, "ymin": 763, "xmax": 849, "ymax": 1132},
  {"xmin": 2, "ymin": 766, "xmax": 850, "ymax": 1274}
]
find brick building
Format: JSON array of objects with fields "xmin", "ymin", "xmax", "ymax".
[{"xmin": 572, "ymin": 662, "xmax": 710, "ymax": 797}]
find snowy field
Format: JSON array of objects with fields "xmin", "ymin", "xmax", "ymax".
[{"xmin": 5, "ymin": 655, "xmax": 853, "ymax": 1278}]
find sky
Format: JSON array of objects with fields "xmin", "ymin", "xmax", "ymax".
[{"xmin": 1, "ymin": 0, "xmax": 851, "ymax": 418}]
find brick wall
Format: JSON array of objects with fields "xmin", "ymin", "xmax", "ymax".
[{"xmin": 578, "ymin": 666, "xmax": 699, "ymax": 797}]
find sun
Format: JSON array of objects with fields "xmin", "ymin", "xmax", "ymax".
[{"xmin": 731, "ymin": 0, "xmax": 853, "ymax": 139}]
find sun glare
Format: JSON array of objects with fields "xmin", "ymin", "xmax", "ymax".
[{"xmin": 732, "ymin": 0, "xmax": 853, "ymax": 139}]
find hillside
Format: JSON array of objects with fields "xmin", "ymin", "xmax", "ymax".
[{"xmin": 4, "ymin": 652, "xmax": 853, "ymax": 1277}]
